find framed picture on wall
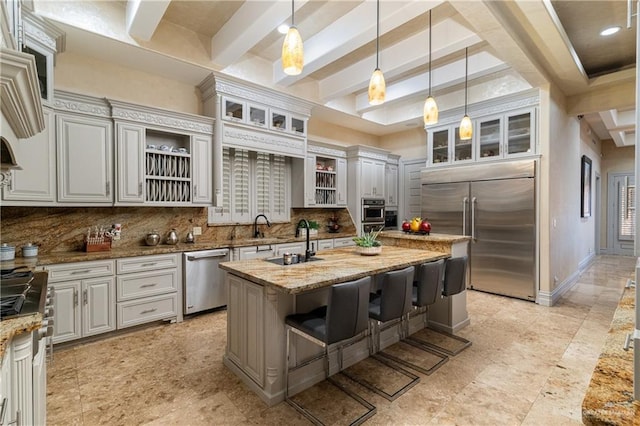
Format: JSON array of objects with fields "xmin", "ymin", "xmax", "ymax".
[{"xmin": 581, "ymin": 155, "xmax": 592, "ymax": 218}]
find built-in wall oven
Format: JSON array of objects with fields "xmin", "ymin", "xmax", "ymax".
[{"xmin": 362, "ymin": 198, "xmax": 385, "ymax": 233}]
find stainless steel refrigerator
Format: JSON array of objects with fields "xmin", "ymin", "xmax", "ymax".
[{"xmin": 421, "ymin": 160, "xmax": 536, "ymax": 301}]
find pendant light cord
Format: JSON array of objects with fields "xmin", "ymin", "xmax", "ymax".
[
  {"xmin": 464, "ymin": 47, "xmax": 468, "ymax": 115},
  {"xmin": 376, "ymin": 0, "xmax": 380, "ymax": 69},
  {"xmin": 291, "ymin": 0, "xmax": 295, "ymax": 26},
  {"xmin": 428, "ymin": 10, "xmax": 432, "ymax": 97}
]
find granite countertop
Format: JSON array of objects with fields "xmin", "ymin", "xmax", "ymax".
[
  {"xmin": 0, "ymin": 232, "xmax": 356, "ymax": 268},
  {"xmin": 582, "ymin": 284, "xmax": 640, "ymax": 425},
  {"xmin": 219, "ymin": 245, "xmax": 449, "ymax": 295},
  {"xmin": 379, "ymin": 230, "xmax": 471, "ymax": 244},
  {"xmin": 0, "ymin": 313, "xmax": 43, "ymax": 360}
]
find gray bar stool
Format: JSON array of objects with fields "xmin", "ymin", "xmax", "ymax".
[
  {"xmin": 284, "ymin": 276, "xmax": 376, "ymax": 425},
  {"xmin": 342, "ymin": 266, "xmax": 420, "ymax": 401},
  {"xmin": 409, "ymin": 256, "xmax": 471, "ymax": 356},
  {"xmin": 378, "ymin": 259, "xmax": 449, "ymax": 375}
]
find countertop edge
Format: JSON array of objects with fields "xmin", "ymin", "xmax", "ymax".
[{"xmin": 0, "ymin": 313, "xmax": 42, "ymax": 361}]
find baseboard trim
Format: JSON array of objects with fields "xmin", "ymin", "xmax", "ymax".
[{"xmin": 537, "ymin": 254, "xmax": 596, "ymax": 307}]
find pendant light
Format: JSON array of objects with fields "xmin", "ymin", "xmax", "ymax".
[
  {"xmin": 423, "ymin": 10, "xmax": 438, "ymax": 125},
  {"xmin": 282, "ymin": 0, "xmax": 304, "ymax": 76},
  {"xmin": 459, "ymin": 47, "xmax": 472, "ymax": 140},
  {"xmin": 368, "ymin": 0, "xmax": 385, "ymax": 105}
]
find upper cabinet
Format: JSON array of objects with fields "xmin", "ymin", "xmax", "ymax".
[
  {"xmin": 292, "ymin": 142, "xmax": 347, "ymax": 208},
  {"xmin": 55, "ymin": 94, "xmax": 113, "ymax": 204},
  {"xmin": 385, "ymin": 155, "xmax": 399, "ymax": 208},
  {"xmin": 426, "ymin": 92, "xmax": 538, "ymax": 168},
  {"xmin": 110, "ymin": 100, "xmax": 214, "ymax": 206}
]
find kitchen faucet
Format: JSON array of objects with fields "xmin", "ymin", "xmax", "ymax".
[
  {"xmin": 295, "ymin": 219, "xmax": 316, "ymax": 262},
  {"xmin": 253, "ymin": 214, "xmax": 271, "ymax": 238}
]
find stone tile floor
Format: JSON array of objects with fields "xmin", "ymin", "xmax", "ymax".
[{"xmin": 47, "ymin": 255, "xmax": 635, "ymax": 425}]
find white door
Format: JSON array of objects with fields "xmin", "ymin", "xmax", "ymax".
[
  {"xmin": 82, "ymin": 276, "xmax": 116, "ymax": 337},
  {"xmin": 608, "ymin": 173, "xmax": 635, "ymax": 255},
  {"xmin": 52, "ymin": 281, "xmax": 81, "ymax": 344},
  {"xmin": 192, "ymin": 134, "xmax": 212, "ymax": 204},
  {"xmin": 116, "ymin": 123, "xmax": 145, "ymax": 203}
]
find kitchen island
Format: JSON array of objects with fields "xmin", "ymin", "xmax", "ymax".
[{"xmin": 219, "ymin": 246, "xmax": 450, "ymax": 406}]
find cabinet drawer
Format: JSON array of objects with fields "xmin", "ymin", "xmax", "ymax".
[
  {"xmin": 117, "ymin": 293, "xmax": 177, "ymax": 329},
  {"xmin": 46, "ymin": 260, "xmax": 115, "ymax": 283},
  {"xmin": 117, "ymin": 270, "xmax": 177, "ymax": 302},
  {"xmin": 116, "ymin": 254, "xmax": 178, "ymax": 274},
  {"xmin": 333, "ymin": 237, "xmax": 356, "ymax": 248}
]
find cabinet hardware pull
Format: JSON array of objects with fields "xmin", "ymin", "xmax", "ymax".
[
  {"xmin": 462, "ymin": 197, "xmax": 469, "ymax": 235},
  {"xmin": 106, "ymin": 181, "xmax": 111, "ymax": 196},
  {"xmin": 140, "ymin": 283, "xmax": 157, "ymax": 288},
  {"xmin": 73, "ymin": 290, "xmax": 78, "ymax": 306},
  {"xmin": 83, "ymin": 289, "xmax": 88, "ymax": 305},
  {"xmin": 140, "ymin": 308, "xmax": 157, "ymax": 314},
  {"xmin": 194, "ymin": 184, "xmax": 197, "ymax": 197},
  {"xmin": 139, "ymin": 182, "xmax": 143, "ymax": 196},
  {"xmin": 141, "ymin": 262, "xmax": 157, "ymax": 267},
  {"xmin": 471, "ymin": 197, "xmax": 477, "ymax": 241},
  {"xmin": 71, "ymin": 270, "xmax": 91, "ymax": 275}
]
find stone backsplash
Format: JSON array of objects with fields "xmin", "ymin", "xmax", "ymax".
[{"xmin": 0, "ymin": 206, "xmax": 356, "ymax": 255}]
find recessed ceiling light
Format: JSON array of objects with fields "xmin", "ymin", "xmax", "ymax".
[
  {"xmin": 277, "ymin": 24, "xmax": 289, "ymax": 34},
  {"xmin": 600, "ymin": 26, "xmax": 621, "ymax": 36}
]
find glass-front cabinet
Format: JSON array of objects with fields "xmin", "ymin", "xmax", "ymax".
[
  {"xmin": 270, "ymin": 110, "xmax": 287, "ymax": 131},
  {"xmin": 223, "ymin": 97, "xmax": 244, "ymax": 121},
  {"xmin": 248, "ymin": 103, "xmax": 266, "ymax": 127},
  {"xmin": 428, "ymin": 108, "xmax": 535, "ymax": 167},
  {"xmin": 220, "ymin": 96, "xmax": 307, "ymax": 137}
]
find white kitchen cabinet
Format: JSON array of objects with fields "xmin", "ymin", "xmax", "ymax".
[
  {"xmin": 275, "ymin": 241, "xmax": 305, "ymax": 256},
  {"xmin": 336, "ymin": 158, "xmax": 347, "ymax": 206},
  {"xmin": 1, "ymin": 333, "xmax": 33, "ymax": 426},
  {"xmin": 116, "ymin": 122, "xmax": 145, "ymax": 203},
  {"xmin": 56, "ymin": 113, "xmax": 113, "ymax": 203},
  {"xmin": 361, "ymin": 159, "xmax": 385, "ymax": 198},
  {"xmin": 227, "ymin": 274, "xmax": 264, "ymax": 386},
  {"xmin": 316, "ymin": 239, "xmax": 334, "ymax": 251},
  {"xmin": 427, "ymin": 123, "xmax": 473, "ymax": 166},
  {"xmin": 0, "ymin": 337, "xmax": 13, "ymax": 426},
  {"xmin": 385, "ymin": 163, "xmax": 399, "ymax": 207},
  {"xmin": 115, "ymin": 253, "xmax": 180, "ymax": 328},
  {"xmin": 2, "ymin": 107, "xmax": 56, "ymax": 204},
  {"xmin": 47, "ymin": 260, "xmax": 116, "ymax": 344},
  {"xmin": 191, "ymin": 134, "xmax": 212, "ymax": 204},
  {"xmin": 333, "ymin": 237, "xmax": 356, "ymax": 248},
  {"xmin": 32, "ymin": 338, "xmax": 47, "ymax": 426},
  {"xmin": 304, "ymin": 155, "xmax": 316, "ymax": 206}
]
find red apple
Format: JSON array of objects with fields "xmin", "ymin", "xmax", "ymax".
[
  {"xmin": 401, "ymin": 220, "xmax": 411, "ymax": 232},
  {"xmin": 419, "ymin": 220, "xmax": 431, "ymax": 234}
]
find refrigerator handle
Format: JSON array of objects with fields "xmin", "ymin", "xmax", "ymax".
[
  {"xmin": 462, "ymin": 197, "xmax": 469, "ymax": 235},
  {"xmin": 471, "ymin": 197, "xmax": 477, "ymax": 241}
]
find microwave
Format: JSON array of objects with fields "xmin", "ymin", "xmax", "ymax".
[{"xmin": 362, "ymin": 198, "xmax": 385, "ymax": 223}]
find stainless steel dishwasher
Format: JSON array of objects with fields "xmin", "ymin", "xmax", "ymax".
[{"xmin": 183, "ymin": 248, "xmax": 230, "ymax": 315}]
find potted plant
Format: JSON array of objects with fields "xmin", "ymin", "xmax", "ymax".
[
  {"xmin": 298, "ymin": 220, "xmax": 320, "ymax": 237},
  {"xmin": 353, "ymin": 228, "xmax": 383, "ymax": 255}
]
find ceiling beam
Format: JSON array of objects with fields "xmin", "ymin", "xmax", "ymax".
[
  {"xmin": 273, "ymin": 0, "xmax": 443, "ymax": 86},
  {"xmin": 125, "ymin": 0, "xmax": 170, "ymax": 41},
  {"xmin": 318, "ymin": 19, "xmax": 481, "ymax": 102},
  {"xmin": 210, "ymin": 0, "xmax": 308, "ymax": 68}
]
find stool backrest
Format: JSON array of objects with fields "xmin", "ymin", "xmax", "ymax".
[
  {"xmin": 378, "ymin": 266, "xmax": 415, "ymax": 322},
  {"xmin": 326, "ymin": 276, "xmax": 371, "ymax": 345},
  {"xmin": 416, "ymin": 259, "xmax": 445, "ymax": 306},
  {"xmin": 443, "ymin": 256, "xmax": 467, "ymax": 297}
]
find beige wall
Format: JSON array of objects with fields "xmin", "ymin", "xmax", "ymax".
[
  {"xmin": 379, "ymin": 128, "xmax": 427, "ymax": 160},
  {"xmin": 599, "ymin": 139, "xmax": 635, "ymax": 251},
  {"xmin": 545, "ymin": 86, "xmax": 602, "ymax": 295},
  {"xmin": 55, "ymin": 51, "xmax": 202, "ymax": 114},
  {"xmin": 307, "ymin": 118, "xmax": 379, "ymax": 148}
]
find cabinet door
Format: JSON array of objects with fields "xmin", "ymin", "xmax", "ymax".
[
  {"xmin": 453, "ymin": 125, "xmax": 473, "ymax": 163},
  {"xmin": 0, "ymin": 346, "xmax": 12, "ymax": 426},
  {"xmin": 82, "ymin": 276, "xmax": 116, "ymax": 337},
  {"xmin": 305, "ymin": 155, "xmax": 316, "ymax": 206},
  {"xmin": 237, "ymin": 245, "xmax": 275, "ymax": 260},
  {"xmin": 336, "ymin": 158, "xmax": 347, "ymax": 206},
  {"xmin": 2, "ymin": 108, "xmax": 56, "ymax": 203},
  {"xmin": 373, "ymin": 161, "xmax": 385, "ymax": 198},
  {"xmin": 192, "ymin": 134, "xmax": 212, "ymax": 204},
  {"xmin": 477, "ymin": 116, "xmax": 502, "ymax": 161},
  {"xmin": 116, "ymin": 123, "xmax": 145, "ymax": 203},
  {"xmin": 275, "ymin": 242, "xmax": 305, "ymax": 256},
  {"xmin": 428, "ymin": 127, "xmax": 450, "ymax": 165},
  {"xmin": 385, "ymin": 164, "xmax": 398, "ymax": 206},
  {"xmin": 361, "ymin": 159, "xmax": 374, "ymax": 197},
  {"xmin": 52, "ymin": 281, "xmax": 81, "ymax": 344},
  {"xmin": 226, "ymin": 274, "xmax": 243, "ymax": 366},
  {"xmin": 57, "ymin": 114, "xmax": 113, "ymax": 203},
  {"xmin": 505, "ymin": 110, "xmax": 534, "ymax": 156}
]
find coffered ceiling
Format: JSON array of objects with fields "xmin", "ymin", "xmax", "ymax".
[{"xmin": 34, "ymin": 0, "xmax": 636, "ymax": 144}]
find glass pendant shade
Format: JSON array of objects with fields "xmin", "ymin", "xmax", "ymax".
[
  {"xmin": 282, "ymin": 26, "xmax": 304, "ymax": 76},
  {"xmin": 459, "ymin": 114, "xmax": 473, "ymax": 140},
  {"xmin": 423, "ymin": 96, "xmax": 438, "ymax": 125},
  {"xmin": 368, "ymin": 68, "xmax": 386, "ymax": 105}
]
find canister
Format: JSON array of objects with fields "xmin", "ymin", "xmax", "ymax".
[
  {"xmin": 22, "ymin": 243, "xmax": 38, "ymax": 257},
  {"xmin": 283, "ymin": 252, "xmax": 293, "ymax": 265},
  {"xmin": 1, "ymin": 243, "xmax": 16, "ymax": 261}
]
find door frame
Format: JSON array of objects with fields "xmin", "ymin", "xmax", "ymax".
[
  {"xmin": 595, "ymin": 172, "xmax": 601, "ymax": 254},
  {"xmin": 606, "ymin": 171, "xmax": 635, "ymax": 255}
]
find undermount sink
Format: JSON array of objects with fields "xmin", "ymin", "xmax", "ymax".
[{"xmin": 264, "ymin": 257, "xmax": 323, "ymax": 266}]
